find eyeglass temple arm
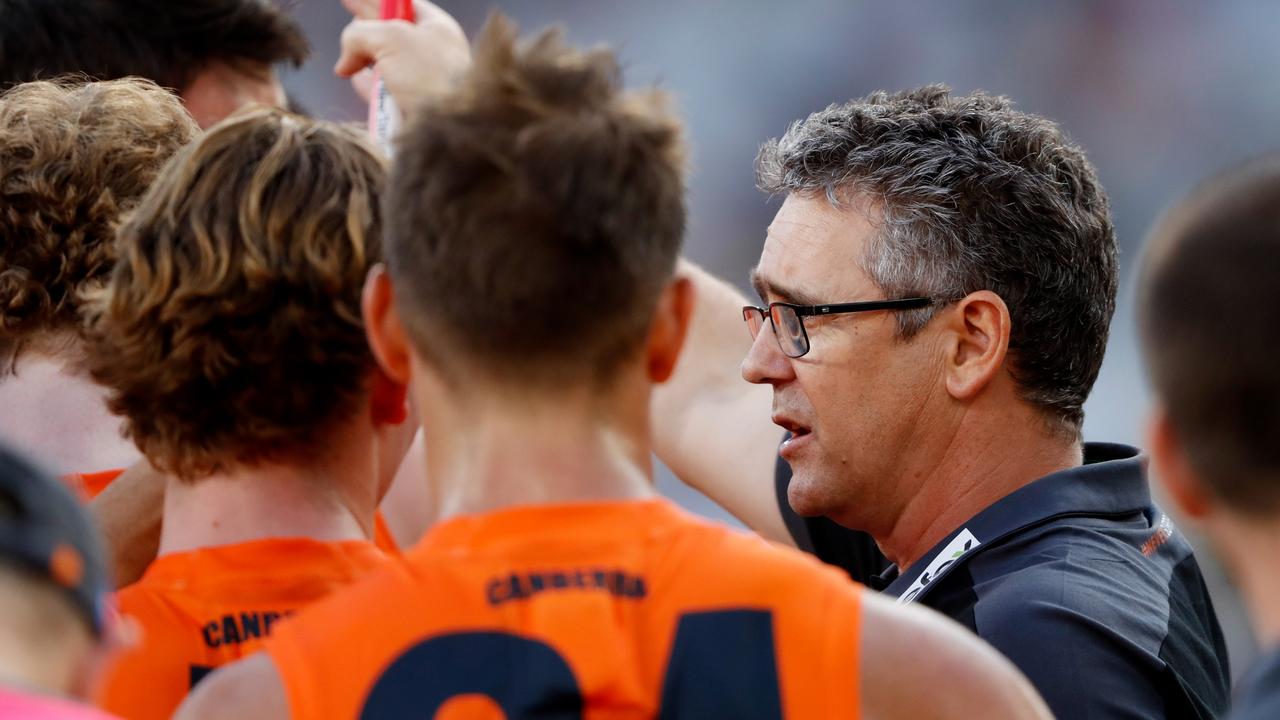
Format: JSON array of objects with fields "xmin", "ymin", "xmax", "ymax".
[{"xmin": 792, "ymin": 297, "xmax": 934, "ymax": 317}]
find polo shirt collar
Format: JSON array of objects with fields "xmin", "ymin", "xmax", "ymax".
[{"xmin": 882, "ymin": 442, "xmax": 1149, "ymax": 601}]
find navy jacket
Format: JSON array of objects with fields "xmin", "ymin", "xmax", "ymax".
[{"xmin": 778, "ymin": 443, "xmax": 1230, "ymax": 719}]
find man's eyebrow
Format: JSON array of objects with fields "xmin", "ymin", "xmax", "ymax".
[{"xmin": 748, "ymin": 268, "xmax": 821, "ymax": 306}]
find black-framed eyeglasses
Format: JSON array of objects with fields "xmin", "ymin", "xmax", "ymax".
[{"xmin": 742, "ymin": 297, "xmax": 933, "ymax": 358}]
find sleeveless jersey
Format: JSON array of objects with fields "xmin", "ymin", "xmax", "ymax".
[
  {"xmin": 268, "ymin": 499, "xmax": 863, "ymax": 719},
  {"xmin": 94, "ymin": 538, "xmax": 388, "ymax": 720}
]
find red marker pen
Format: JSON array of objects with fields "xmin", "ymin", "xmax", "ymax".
[{"xmin": 368, "ymin": 0, "xmax": 415, "ymax": 157}]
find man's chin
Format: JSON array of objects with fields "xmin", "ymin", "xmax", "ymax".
[{"xmin": 786, "ymin": 470, "xmax": 834, "ymax": 518}]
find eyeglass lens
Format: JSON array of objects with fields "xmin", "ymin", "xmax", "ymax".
[
  {"xmin": 771, "ymin": 305, "xmax": 808, "ymax": 357},
  {"xmin": 743, "ymin": 305, "xmax": 811, "ymax": 358},
  {"xmin": 743, "ymin": 307, "xmax": 765, "ymax": 340}
]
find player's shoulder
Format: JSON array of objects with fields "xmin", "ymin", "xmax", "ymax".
[
  {"xmin": 651, "ymin": 508, "xmax": 861, "ymax": 602},
  {"xmin": 96, "ymin": 583, "xmax": 202, "ymax": 717},
  {"xmin": 174, "ymin": 652, "xmax": 289, "ymax": 720},
  {"xmin": 973, "ymin": 507, "xmax": 1193, "ymax": 591},
  {"xmin": 859, "ymin": 593, "xmax": 1051, "ymax": 719},
  {"xmin": 111, "ymin": 574, "xmax": 199, "ymax": 633},
  {"xmin": 254, "ymin": 550, "xmax": 472, "ymax": 714},
  {"xmin": 270, "ymin": 548, "xmax": 451, "ymax": 638},
  {"xmin": 968, "ymin": 519, "xmax": 1182, "ymax": 644},
  {"xmin": 112, "ymin": 553, "xmax": 248, "ymax": 621}
]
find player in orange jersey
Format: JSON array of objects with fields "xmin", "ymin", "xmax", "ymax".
[
  {"xmin": 0, "ymin": 78, "xmax": 414, "ymax": 591},
  {"xmin": 178, "ymin": 13, "xmax": 1049, "ymax": 720},
  {"xmin": 0, "ymin": 78, "xmax": 196, "ymax": 483},
  {"xmin": 83, "ymin": 108, "xmax": 414, "ymax": 720}
]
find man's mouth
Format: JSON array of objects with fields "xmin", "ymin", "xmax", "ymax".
[
  {"xmin": 772, "ymin": 415, "xmax": 812, "ymax": 438},
  {"xmin": 773, "ymin": 415, "xmax": 813, "ymax": 458}
]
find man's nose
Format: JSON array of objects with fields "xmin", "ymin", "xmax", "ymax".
[{"xmin": 741, "ymin": 318, "xmax": 795, "ymax": 385}]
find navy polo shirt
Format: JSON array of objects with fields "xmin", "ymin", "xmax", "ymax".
[
  {"xmin": 1232, "ymin": 648, "xmax": 1280, "ymax": 720},
  {"xmin": 777, "ymin": 442, "xmax": 1230, "ymax": 719}
]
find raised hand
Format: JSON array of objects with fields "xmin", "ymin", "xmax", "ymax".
[{"xmin": 335, "ymin": 0, "xmax": 470, "ymax": 111}]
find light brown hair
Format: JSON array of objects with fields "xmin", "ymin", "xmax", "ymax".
[
  {"xmin": 1140, "ymin": 155, "xmax": 1280, "ymax": 514},
  {"xmin": 0, "ymin": 78, "xmax": 197, "ymax": 370},
  {"xmin": 386, "ymin": 15, "xmax": 687, "ymax": 389},
  {"xmin": 84, "ymin": 109, "xmax": 386, "ymax": 480}
]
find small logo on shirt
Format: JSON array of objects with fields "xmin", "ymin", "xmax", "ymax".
[
  {"xmin": 1141, "ymin": 514, "xmax": 1174, "ymax": 557},
  {"xmin": 897, "ymin": 528, "xmax": 981, "ymax": 604}
]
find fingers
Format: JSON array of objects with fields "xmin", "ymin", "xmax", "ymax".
[
  {"xmin": 335, "ymin": 13, "xmax": 468, "ymax": 77},
  {"xmin": 334, "ymin": 19, "xmax": 391, "ymax": 77},
  {"xmin": 334, "ymin": 1, "xmax": 471, "ymax": 111}
]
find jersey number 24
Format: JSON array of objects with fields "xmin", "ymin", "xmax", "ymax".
[{"xmin": 362, "ymin": 608, "xmax": 784, "ymax": 718}]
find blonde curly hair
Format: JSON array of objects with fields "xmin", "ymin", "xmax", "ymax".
[
  {"xmin": 84, "ymin": 109, "xmax": 386, "ymax": 481},
  {"xmin": 0, "ymin": 77, "xmax": 197, "ymax": 370}
]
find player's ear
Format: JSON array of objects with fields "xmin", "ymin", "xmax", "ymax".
[
  {"xmin": 363, "ymin": 264, "xmax": 413, "ymax": 387},
  {"xmin": 1148, "ymin": 406, "xmax": 1211, "ymax": 519},
  {"xmin": 369, "ymin": 368, "xmax": 409, "ymax": 426},
  {"xmin": 942, "ymin": 290, "xmax": 1010, "ymax": 402},
  {"xmin": 646, "ymin": 276, "xmax": 695, "ymax": 384}
]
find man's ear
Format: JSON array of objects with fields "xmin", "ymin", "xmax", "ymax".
[
  {"xmin": 942, "ymin": 290, "xmax": 1011, "ymax": 402},
  {"xmin": 1148, "ymin": 407, "xmax": 1211, "ymax": 519},
  {"xmin": 362, "ymin": 265, "xmax": 413, "ymax": 386},
  {"xmin": 646, "ymin": 276, "xmax": 695, "ymax": 384}
]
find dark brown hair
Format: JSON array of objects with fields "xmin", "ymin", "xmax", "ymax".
[
  {"xmin": 84, "ymin": 109, "xmax": 385, "ymax": 480},
  {"xmin": 0, "ymin": 0, "xmax": 308, "ymax": 93},
  {"xmin": 386, "ymin": 15, "xmax": 687, "ymax": 389},
  {"xmin": 758, "ymin": 86, "xmax": 1117, "ymax": 432},
  {"xmin": 1139, "ymin": 155, "xmax": 1280, "ymax": 514},
  {"xmin": 0, "ymin": 78, "xmax": 197, "ymax": 368}
]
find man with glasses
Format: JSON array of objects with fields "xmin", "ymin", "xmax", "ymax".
[
  {"xmin": 653, "ymin": 87, "xmax": 1230, "ymax": 718},
  {"xmin": 218, "ymin": 5, "xmax": 1226, "ymax": 713}
]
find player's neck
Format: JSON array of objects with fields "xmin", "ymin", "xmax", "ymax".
[
  {"xmin": 1211, "ymin": 514, "xmax": 1280, "ymax": 650},
  {"xmin": 417, "ymin": 376, "xmax": 656, "ymax": 522},
  {"xmin": 0, "ymin": 352, "xmax": 139, "ymax": 475},
  {"xmin": 877, "ymin": 398, "xmax": 1081, "ymax": 571},
  {"xmin": 157, "ymin": 437, "xmax": 378, "ymax": 556}
]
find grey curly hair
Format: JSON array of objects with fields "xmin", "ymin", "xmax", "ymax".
[{"xmin": 757, "ymin": 85, "xmax": 1117, "ymax": 431}]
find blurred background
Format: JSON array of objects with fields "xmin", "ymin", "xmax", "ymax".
[{"xmin": 284, "ymin": 0, "xmax": 1280, "ymax": 678}]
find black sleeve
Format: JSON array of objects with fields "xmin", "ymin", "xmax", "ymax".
[{"xmin": 774, "ymin": 452, "xmax": 892, "ymax": 585}]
